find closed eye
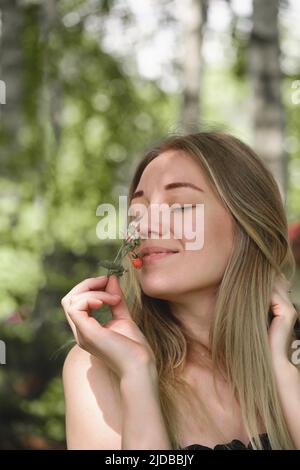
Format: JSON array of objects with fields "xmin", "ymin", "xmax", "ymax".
[
  {"xmin": 171, "ymin": 204, "xmax": 197, "ymax": 212},
  {"xmin": 129, "ymin": 204, "xmax": 198, "ymax": 222}
]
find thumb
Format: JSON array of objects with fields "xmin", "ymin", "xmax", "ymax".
[{"xmin": 105, "ymin": 274, "xmax": 131, "ymax": 320}]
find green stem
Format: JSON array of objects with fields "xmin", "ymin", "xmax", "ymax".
[
  {"xmin": 107, "ymin": 241, "xmax": 126, "ymax": 277},
  {"xmin": 113, "ymin": 243, "xmax": 125, "ymax": 264}
]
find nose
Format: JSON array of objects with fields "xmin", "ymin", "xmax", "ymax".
[{"xmin": 137, "ymin": 204, "xmax": 170, "ymax": 240}]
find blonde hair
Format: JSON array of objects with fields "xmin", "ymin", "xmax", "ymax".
[{"xmin": 120, "ymin": 132, "xmax": 297, "ymax": 449}]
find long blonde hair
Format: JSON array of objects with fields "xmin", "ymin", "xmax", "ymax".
[{"xmin": 121, "ymin": 132, "xmax": 297, "ymax": 449}]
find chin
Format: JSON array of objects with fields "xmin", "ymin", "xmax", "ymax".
[
  {"xmin": 140, "ymin": 277, "xmax": 175, "ymax": 300},
  {"xmin": 140, "ymin": 276, "xmax": 183, "ymax": 302}
]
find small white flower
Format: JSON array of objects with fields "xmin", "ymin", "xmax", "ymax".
[{"xmin": 126, "ymin": 220, "xmax": 140, "ymax": 243}]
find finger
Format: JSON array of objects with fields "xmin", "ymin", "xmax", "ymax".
[
  {"xmin": 61, "ymin": 278, "xmax": 108, "ymax": 334},
  {"xmin": 65, "ymin": 296, "xmax": 104, "ymax": 337},
  {"xmin": 105, "ymin": 275, "xmax": 132, "ymax": 320},
  {"xmin": 65, "ymin": 298, "xmax": 102, "ymax": 339},
  {"xmin": 66, "ymin": 315, "xmax": 79, "ymax": 342},
  {"xmin": 68, "ymin": 276, "xmax": 109, "ymax": 297},
  {"xmin": 70, "ymin": 297, "xmax": 104, "ymax": 314},
  {"xmin": 271, "ymin": 300, "xmax": 298, "ymax": 330},
  {"xmin": 68, "ymin": 306, "xmax": 129, "ymax": 375},
  {"xmin": 61, "ymin": 276, "xmax": 109, "ymax": 308},
  {"xmin": 68, "ymin": 300, "xmax": 105, "ymax": 343},
  {"xmin": 70, "ymin": 291, "xmax": 121, "ymax": 307},
  {"xmin": 67, "ymin": 295, "xmax": 117, "ymax": 342}
]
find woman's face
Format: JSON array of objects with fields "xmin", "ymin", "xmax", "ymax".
[{"xmin": 129, "ymin": 150, "xmax": 235, "ymax": 301}]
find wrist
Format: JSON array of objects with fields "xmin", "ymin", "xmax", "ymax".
[
  {"xmin": 120, "ymin": 362, "xmax": 159, "ymax": 394},
  {"xmin": 271, "ymin": 355, "xmax": 299, "ymax": 380}
]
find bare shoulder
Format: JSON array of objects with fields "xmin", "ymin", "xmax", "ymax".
[{"xmin": 62, "ymin": 344, "xmax": 122, "ymax": 450}]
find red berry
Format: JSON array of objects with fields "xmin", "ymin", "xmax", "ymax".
[{"xmin": 132, "ymin": 258, "xmax": 143, "ymax": 269}]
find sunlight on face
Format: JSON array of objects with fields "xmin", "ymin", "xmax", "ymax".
[{"xmin": 129, "ymin": 150, "xmax": 235, "ymax": 301}]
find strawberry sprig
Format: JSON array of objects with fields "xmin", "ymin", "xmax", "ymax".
[{"xmin": 98, "ymin": 220, "xmax": 143, "ymax": 278}]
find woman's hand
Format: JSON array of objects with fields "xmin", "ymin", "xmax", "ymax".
[
  {"xmin": 268, "ymin": 273, "xmax": 298, "ymax": 368},
  {"xmin": 61, "ymin": 274, "xmax": 157, "ymax": 380},
  {"xmin": 268, "ymin": 274, "xmax": 300, "ymax": 449}
]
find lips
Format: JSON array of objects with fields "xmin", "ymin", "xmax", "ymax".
[
  {"xmin": 137, "ymin": 246, "xmax": 179, "ymax": 266},
  {"xmin": 142, "ymin": 252, "xmax": 178, "ymax": 265},
  {"xmin": 139, "ymin": 246, "xmax": 179, "ymax": 258}
]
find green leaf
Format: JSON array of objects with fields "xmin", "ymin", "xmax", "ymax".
[{"xmin": 98, "ymin": 260, "xmax": 123, "ymax": 270}]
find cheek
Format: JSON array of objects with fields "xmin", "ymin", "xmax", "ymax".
[
  {"xmin": 135, "ymin": 209, "xmax": 234, "ymax": 297},
  {"xmin": 182, "ymin": 209, "xmax": 234, "ymax": 277}
]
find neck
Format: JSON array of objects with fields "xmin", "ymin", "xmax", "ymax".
[{"xmin": 169, "ymin": 285, "xmax": 219, "ymax": 365}]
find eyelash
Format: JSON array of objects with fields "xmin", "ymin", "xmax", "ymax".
[
  {"xmin": 171, "ymin": 204, "xmax": 197, "ymax": 212},
  {"xmin": 129, "ymin": 205, "xmax": 197, "ymax": 222}
]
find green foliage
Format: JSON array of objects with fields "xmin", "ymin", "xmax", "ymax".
[
  {"xmin": 1, "ymin": 0, "xmax": 299, "ymax": 450},
  {"xmin": 21, "ymin": 377, "xmax": 66, "ymax": 443},
  {"xmin": 284, "ymin": 76, "xmax": 300, "ymax": 222},
  {"xmin": 0, "ymin": 0, "xmax": 174, "ymax": 449}
]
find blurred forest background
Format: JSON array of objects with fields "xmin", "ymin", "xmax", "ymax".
[{"xmin": 0, "ymin": 0, "xmax": 300, "ymax": 450}]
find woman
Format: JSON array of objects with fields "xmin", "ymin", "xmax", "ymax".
[{"xmin": 61, "ymin": 132, "xmax": 300, "ymax": 450}]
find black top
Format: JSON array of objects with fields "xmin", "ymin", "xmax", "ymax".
[
  {"xmin": 181, "ymin": 433, "xmax": 271, "ymax": 450},
  {"xmin": 180, "ymin": 315, "xmax": 300, "ymax": 451}
]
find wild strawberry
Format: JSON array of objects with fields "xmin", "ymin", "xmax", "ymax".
[{"xmin": 132, "ymin": 258, "xmax": 143, "ymax": 269}]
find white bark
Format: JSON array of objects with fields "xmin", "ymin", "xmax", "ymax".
[
  {"xmin": 179, "ymin": 0, "xmax": 207, "ymax": 133},
  {"xmin": 248, "ymin": 0, "xmax": 286, "ymax": 200},
  {"xmin": 40, "ymin": 0, "xmax": 61, "ymax": 144},
  {"xmin": 0, "ymin": 0, "xmax": 23, "ymax": 158}
]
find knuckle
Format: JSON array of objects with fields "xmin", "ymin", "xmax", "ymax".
[
  {"xmin": 68, "ymin": 306, "xmax": 80, "ymax": 318},
  {"xmin": 78, "ymin": 330, "xmax": 90, "ymax": 346},
  {"xmin": 67, "ymin": 307, "xmax": 74, "ymax": 316},
  {"xmin": 76, "ymin": 338, "xmax": 86, "ymax": 349}
]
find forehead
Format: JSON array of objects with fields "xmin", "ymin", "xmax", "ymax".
[{"xmin": 137, "ymin": 150, "xmax": 207, "ymax": 189}]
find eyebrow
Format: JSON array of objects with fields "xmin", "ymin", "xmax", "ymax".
[{"xmin": 131, "ymin": 182, "xmax": 204, "ymax": 200}]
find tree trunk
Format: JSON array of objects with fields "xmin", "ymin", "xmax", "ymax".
[
  {"xmin": 40, "ymin": 0, "xmax": 62, "ymax": 145},
  {"xmin": 0, "ymin": 0, "xmax": 24, "ymax": 171},
  {"xmin": 179, "ymin": 0, "xmax": 207, "ymax": 133},
  {"xmin": 248, "ymin": 0, "xmax": 286, "ymax": 200}
]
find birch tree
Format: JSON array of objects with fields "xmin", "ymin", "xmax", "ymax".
[
  {"xmin": 0, "ymin": 0, "xmax": 24, "ymax": 172},
  {"xmin": 179, "ymin": 0, "xmax": 207, "ymax": 133},
  {"xmin": 248, "ymin": 0, "xmax": 286, "ymax": 199}
]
